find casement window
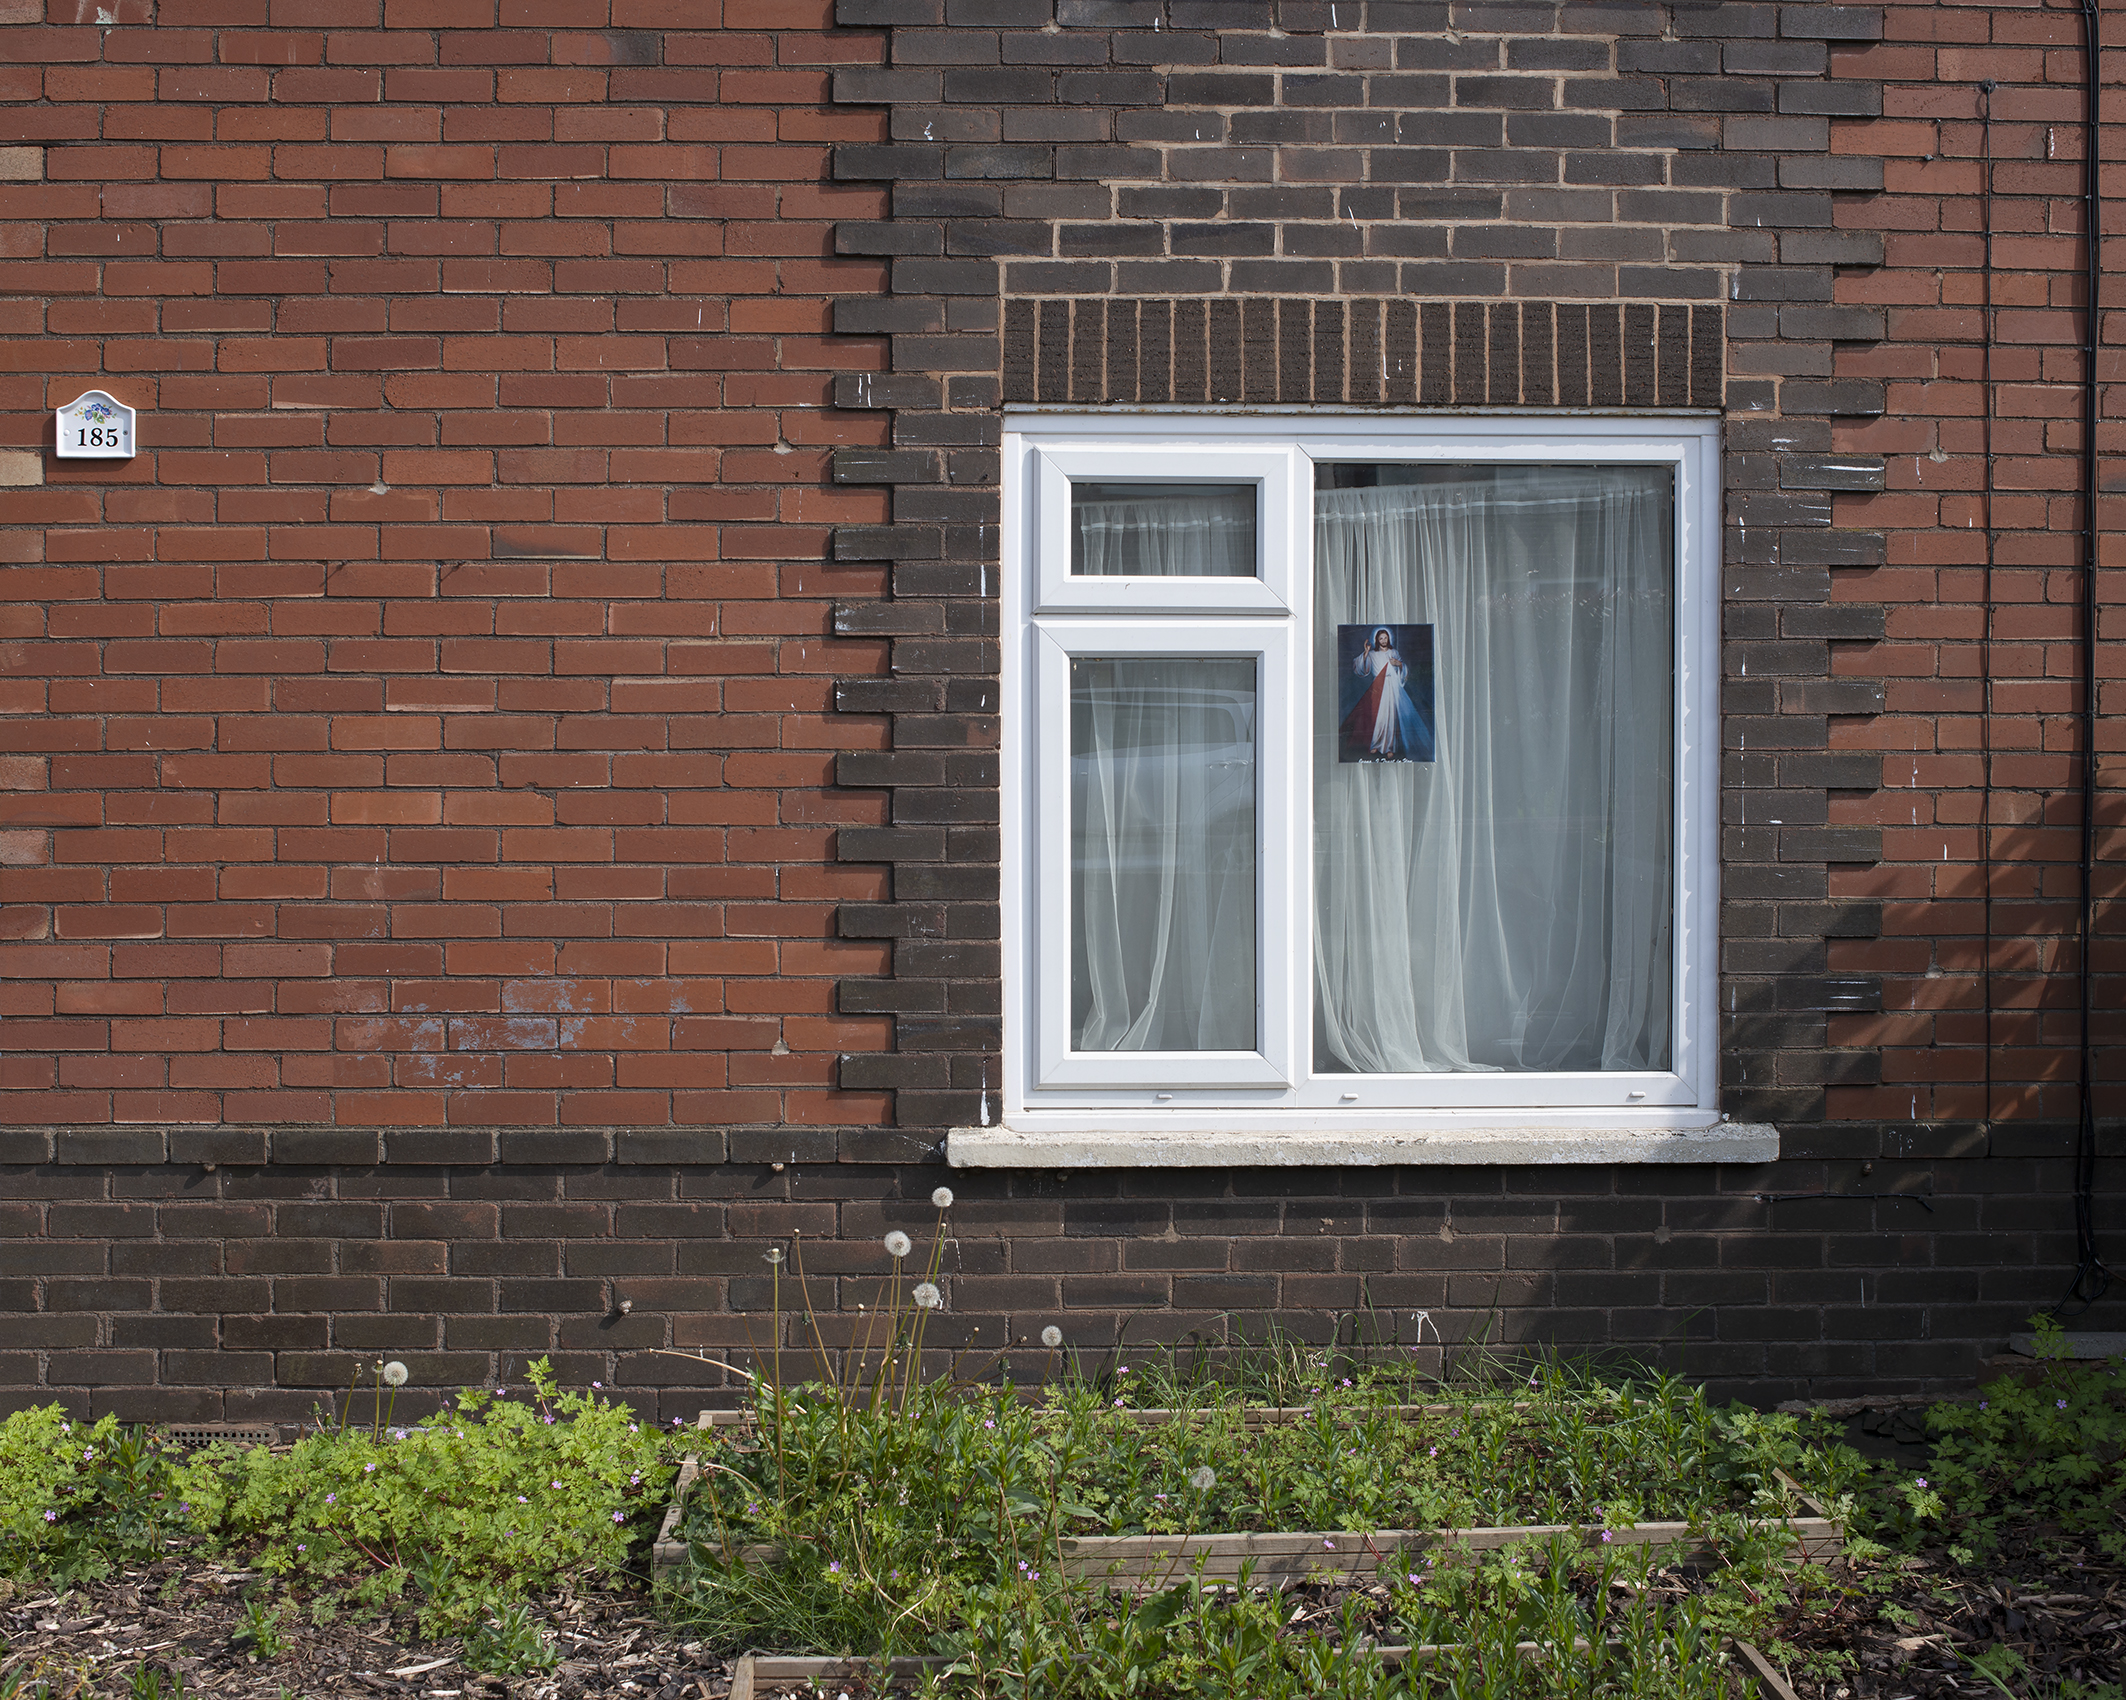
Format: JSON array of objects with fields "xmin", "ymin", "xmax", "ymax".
[{"xmin": 964, "ymin": 414, "xmax": 1768, "ymax": 1169}]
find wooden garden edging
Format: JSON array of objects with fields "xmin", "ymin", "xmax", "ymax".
[
  {"xmin": 723, "ymin": 1639, "xmax": 1806, "ymax": 1699},
  {"xmin": 653, "ymin": 1409, "xmax": 1844, "ymax": 1582}
]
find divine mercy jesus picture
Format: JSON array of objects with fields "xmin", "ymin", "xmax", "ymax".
[{"xmin": 1336, "ymin": 622, "xmax": 1436, "ymax": 763}]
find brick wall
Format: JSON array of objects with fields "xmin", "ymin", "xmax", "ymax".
[{"xmin": 0, "ymin": 0, "xmax": 2117, "ymax": 1421}]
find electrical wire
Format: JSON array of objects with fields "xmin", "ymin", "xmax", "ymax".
[
  {"xmin": 1979, "ymin": 78, "xmax": 1997, "ymax": 1137},
  {"xmin": 2058, "ymin": 0, "xmax": 2112, "ymax": 1314}
]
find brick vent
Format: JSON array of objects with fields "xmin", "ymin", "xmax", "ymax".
[{"xmin": 1000, "ymin": 296, "xmax": 1723, "ymax": 408}]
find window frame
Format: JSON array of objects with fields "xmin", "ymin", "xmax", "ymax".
[{"xmin": 994, "ymin": 412, "xmax": 1728, "ymax": 1151}]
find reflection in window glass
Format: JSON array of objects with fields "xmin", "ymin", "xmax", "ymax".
[
  {"xmin": 1071, "ymin": 658, "xmax": 1258, "ymax": 1052},
  {"xmin": 1311, "ymin": 464, "xmax": 1675, "ymax": 1075},
  {"xmin": 1070, "ymin": 482, "xmax": 1258, "ymax": 577}
]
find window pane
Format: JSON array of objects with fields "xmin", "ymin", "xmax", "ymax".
[
  {"xmin": 1311, "ymin": 465, "xmax": 1675, "ymax": 1074},
  {"xmin": 1072, "ymin": 657, "xmax": 1258, "ymax": 1052},
  {"xmin": 1071, "ymin": 482, "xmax": 1258, "ymax": 577}
]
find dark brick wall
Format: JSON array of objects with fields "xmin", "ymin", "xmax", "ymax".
[{"xmin": 0, "ymin": 0, "xmax": 2118, "ymax": 1420}]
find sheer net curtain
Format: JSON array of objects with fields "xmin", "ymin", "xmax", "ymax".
[
  {"xmin": 1070, "ymin": 658, "xmax": 1258, "ymax": 1052},
  {"xmin": 1313, "ymin": 467, "xmax": 1675, "ymax": 1075},
  {"xmin": 1072, "ymin": 486, "xmax": 1256, "ymax": 577}
]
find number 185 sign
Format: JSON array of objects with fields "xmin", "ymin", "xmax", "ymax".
[{"xmin": 55, "ymin": 390, "xmax": 137, "ymax": 460}]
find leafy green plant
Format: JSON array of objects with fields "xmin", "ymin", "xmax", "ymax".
[
  {"xmin": 231, "ymin": 1597, "xmax": 288, "ymax": 1661},
  {"xmin": 179, "ymin": 1358, "xmax": 678, "ymax": 1636},
  {"xmin": 462, "ymin": 1602, "xmax": 561, "ymax": 1675},
  {"xmin": 125, "ymin": 1664, "xmax": 186, "ymax": 1700},
  {"xmin": 0, "ymin": 1407, "xmax": 187, "ymax": 1586},
  {"xmin": 1880, "ymin": 1315, "xmax": 2126, "ymax": 1561}
]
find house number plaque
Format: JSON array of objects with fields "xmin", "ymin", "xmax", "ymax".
[{"xmin": 55, "ymin": 390, "xmax": 136, "ymax": 459}]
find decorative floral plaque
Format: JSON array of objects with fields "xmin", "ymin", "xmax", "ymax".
[{"xmin": 55, "ymin": 390, "xmax": 136, "ymax": 460}]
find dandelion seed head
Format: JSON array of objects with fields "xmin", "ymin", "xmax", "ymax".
[
  {"xmin": 932, "ymin": 1187, "xmax": 954, "ymax": 1209},
  {"xmin": 884, "ymin": 1230, "xmax": 913, "ymax": 1259},
  {"xmin": 1189, "ymin": 1466, "xmax": 1215, "ymax": 1492},
  {"xmin": 764, "ymin": 1247, "xmax": 785, "ymax": 1266},
  {"xmin": 912, "ymin": 1282, "xmax": 941, "ymax": 1309},
  {"xmin": 1041, "ymin": 1325, "xmax": 1063, "ymax": 1349},
  {"xmin": 382, "ymin": 1361, "xmax": 409, "ymax": 1388}
]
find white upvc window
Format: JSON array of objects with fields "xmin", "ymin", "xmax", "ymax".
[{"xmin": 965, "ymin": 413, "xmax": 1772, "ymax": 1170}]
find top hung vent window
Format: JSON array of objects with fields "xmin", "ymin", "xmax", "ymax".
[{"xmin": 991, "ymin": 417, "xmax": 1726, "ymax": 1162}]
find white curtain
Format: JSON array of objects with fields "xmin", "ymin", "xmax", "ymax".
[
  {"xmin": 1313, "ymin": 469, "xmax": 1674, "ymax": 1075},
  {"xmin": 1073, "ymin": 490, "xmax": 1255, "ymax": 577},
  {"xmin": 1071, "ymin": 659, "xmax": 1258, "ymax": 1051}
]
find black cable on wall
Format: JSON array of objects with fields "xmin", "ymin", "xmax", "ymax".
[{"xmin": 2060, "ymin": 0, "xmax": 2112, "ymax": 1315}]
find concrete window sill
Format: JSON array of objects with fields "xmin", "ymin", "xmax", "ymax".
[{"xmin": 947, "ymin": 1123, "xmax": 1780, "ymax": 1169}]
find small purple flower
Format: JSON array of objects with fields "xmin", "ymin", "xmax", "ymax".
[
  {"xmin": 296, "ymin": 1544, "xmax": 306, "ymax": 1552},
  {"xmin": 612, "ymin": 1511, "xmax": 625, "ymax": 1524},
  {"xmin": 43, "ymin": 1510, "xmax": 57, "ymax": 1524},
  {"xmin": 1407, "ymin": 1572, "xmax": 1422, "ymax": 1586},
  {"xmin": 543, "ymin": 1413, "xmax": 556, "ymax": 1425},
  {"xmin": 324, "ymin": 1494, "xmax": 335, "ymax": 1505},
  {"xmin": 516, "ymin": 1495, "xmax": 528, "ymax": 1504},
  {"xmin": 364, "ymin": 1463, "xmax": 376, "ymax": 1473},
  {"xmin": 829, "ymin": 1561, "xmax": 841, "ymax": 1574},
  {"xmin": 1916, "ymin": 1478, "xmax": 1928, "ymax": 1489},
  {"xmin": 984, "ymin": 1419, "xmax": 996, "ymax": 1430},
  {"xmin": 2058, "ymin": 1399, "xmax": 2069, "ymax": 1410},
  {"xmin": 592, "ymin": 1381, "xmax": 602, "ymax": 1389},
  {"xmin": 1601, "ymin": 1530, "xmax": 1613, "ymax": 1544}
]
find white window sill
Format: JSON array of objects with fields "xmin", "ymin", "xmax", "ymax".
[{"xmin": 947, "ymin": 1122, "xmax": 1779, "ymax": 1169}]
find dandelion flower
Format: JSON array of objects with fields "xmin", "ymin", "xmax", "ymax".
[
  {"xmin": 1041, "ymin": 1325, "xmax": 1063, "ymax": 1348},
  {"xmin": 932, "ymin": 1187, "xmax": 954, "ymax": 1209},
  {"xmin": 912, "ymin": 1282, "xmax": 941, "ymax": 1309},
  {"xmin": 884, "ymin": 1230, "xmax": 912, "ymax": 1259},
  {"xmin": 382, "ymin": 1361, "xmax": 409, "ymax": 1387},
  {"xmin": 1188, "ymin": 1466, "xmax": 1215, "ymax": 1492}
]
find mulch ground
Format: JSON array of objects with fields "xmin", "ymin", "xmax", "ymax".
[
  {"xmin": 0, "ymin": 1565, "xmax": 734, "ymax": 1700},
  {"xmin": 4, "ymin": 1532, "xmax": 2118, "ymax": 1697},
  {"xmin": 1772, "ymin": 1534, "xmax": 2124, "ymax": 1698}
]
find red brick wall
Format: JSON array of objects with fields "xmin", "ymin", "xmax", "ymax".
[
  {"xmin": 1827, "ymin": 1, "xmax": 2125, "ymax": 1125},
  {"xmin": 0, "ymin": 0, "xmax": 902, "ymax": 1141}
]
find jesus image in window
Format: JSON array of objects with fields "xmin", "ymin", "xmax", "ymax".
[{"xmin": 1337, "ymin": 622, "xmax": 1435, "ymax": 763}]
